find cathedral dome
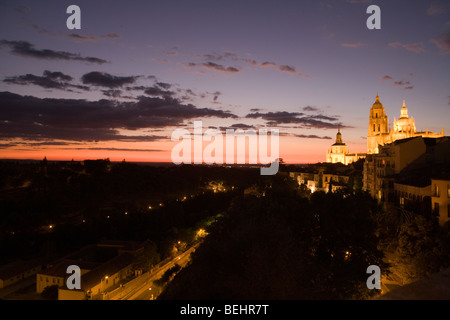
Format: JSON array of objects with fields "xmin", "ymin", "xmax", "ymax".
[
  {"xmin": 394, "ymin": 100, "xmax": 415, "ymax": 132},
  {"xmin": 400, "ymin": 100, "xmax": 408, "ymax": 118},
  {"xmin": 371, "ymin": 93, "xmax": 384, "ymax": 109},
  {"xmin": 332, "ymin": 129, "xmax": 345, "ymax": 145}
]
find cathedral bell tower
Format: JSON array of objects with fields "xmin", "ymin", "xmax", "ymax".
[{"xmin": 367, "ymin": 93, "xmax": 389, "ymax": 154}]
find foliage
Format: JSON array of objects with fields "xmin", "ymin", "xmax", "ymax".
[
  {"xmin": 160, "ymin": 176, "xmax": 386, "ymax": 300},
  {"xmin": 41, "ymin": 285, "xmax": 59, "ymax": 300}
]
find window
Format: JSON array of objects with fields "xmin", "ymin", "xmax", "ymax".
[
  {"xmin": 447, "ymin": 184, "xmax": 450, "ymax": 198},
  {"xmin": 433, "ymin": 184, "xmax": 440, "ymax": 197},
  {"xmin": 378, "ymin": 124, "xmax": 380, "ymax": 131},
  {"xmin": 373, "ymin": 124, "xmax": 375, "ymax": 132},
  {"xmin": 434, "ymin": 202, "xmax": 440, "ymax": 216}
]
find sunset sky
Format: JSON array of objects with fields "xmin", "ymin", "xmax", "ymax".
[{"xmin": 0, "ymin": 0, "xmax": 449, "ymax": 163}]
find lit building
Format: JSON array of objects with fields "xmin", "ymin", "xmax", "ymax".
[
  {"xmin": 326, "ymin": 129, "xmax": 366, "ymax": 165},
  {"xmin": 363, "ymin": 135, "xmax": 450, "ymax": 228},
  {"xmin": 289, "ymin": 162, "xmax": 362, "ymax": 194},
  {"xmin": 36, "ymin": 240, "xmax": 145, "ymax": 300},
  {"xmin": 367, "ymin": 94, "xmax": 444, "ymax": 154},
  {"xmin": 431, "ymin": 178, "xmax": 450, "ymax": 228}
]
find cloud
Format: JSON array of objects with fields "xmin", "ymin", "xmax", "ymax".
[
  {"xmin": 381, "ymin": 74, "xmax": 414, "ymax": 90},
  {"xmin": 261, "ymin": 61, "xmax": 277, "ymax": 68},
  {"xmin": 245, "ymin": 111, "xmax": 345, "ymax": 129},
  {"xmin": 388, "ymin": 42, "xmax": 426, "ymax": 54},
  {"xmin": 69, "ymin": 34, "xmax": 98, "ymax": 42},
  {"xmin": 341, "ymin": 42, "xmax": 365, "ymax": 48},
  {"xmin": 183, "ymin": 62, "xmax": 240, "ymax": 74},
  {"xmin": 196, "ymin": 53, "xmax": 224, "ymax": 61},
  {"xmin": 4, "ymin": 70, "xmax": 89, "ymax": 91},
  {"xmin": 302, "ymin": 106, "xmax": 320, "ymax": 112},
  {"xmin": 427, "ymin": 4, "xmax": 447, "ymax": 16},
  {"xmin": 104, "ymin": 33, "xmax": 121, "ymax": 39},
  {"xmin": 101, "ymin": 89, "xmax": 123, "ymax": 98},
  {"xmin": 152, "ymin": 58, "xmax": 169, "ymax": 63},
  {"xmin": 278, "ymin": 65, "xmax": 296, "ymax": 73},
  {"xmin": 81, "ymin": 71, "xmax": 139, "ymax": 88},
  {"xmin": 143, "ymin": 86, "xmax": 175, "ymax": 98},
  {"xmin": 0, "ymin": 91, "xmax": 238, "ymax": 142},
  {"xmin": 176, "ymin": 50, "xmax": 307, "ymax": 77},
  {"xmin": 293, "ymin": 134, "xmax": 332, "ymax": 140},
  {"xmin": 430, "ymin": 31, "xmax": 450, "ymax": 54},
  {"xmin": 0, "ymin": 40, "xmax": 108, "ymax": 64},
  {"xmin": 68, "ymin": 33, "xmax": 121, "ymax": 42},
  {"xmin": 67, "ymin": 147, "xmax": 163, "ymax": 152},
  {"xmin": 394, "ymin": 80, "xmax": 411, "ymax": 86},
  {"xmin": 219, "ymin": 123, "xmax": 256, "ymax": 132},
  {"xmin": 202, "ymin": 62, "xmax": 240, "ymax": 73}
]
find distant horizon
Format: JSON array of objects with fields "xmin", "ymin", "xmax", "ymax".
[{"xmin": 0, "ymin": 157, "xmax": 318, "ymax": 166}]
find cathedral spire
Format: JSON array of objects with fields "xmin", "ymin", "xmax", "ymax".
[
  {"xmin": 400, "ymin": 99, "xmax": 408, "ymax": 118},
  {"xmin": 335, "ymin": 129, "xmax": 343, "ymax": 144}
]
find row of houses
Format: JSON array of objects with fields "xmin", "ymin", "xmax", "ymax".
[
  {"xmin": 363, "ymin": 136, "xmax": 450, "ymax": 228},
  {"xmin": 288, "ymin": 161, "xmax": 362, "ymax": 194},
  {"xmin": 36, "ymin": 240, "xmax": 146, "ymax": 300},
  {"xmin": 0, "ymin": 240, "xmax": 148, "ymax": 299},
  {"xmin": 289, "ymin": 135, "xmax": 450, "ymax": 230}
]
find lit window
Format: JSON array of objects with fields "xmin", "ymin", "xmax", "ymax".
[
  {"xmin": 447, "ymin": 184, "xmax": 450, "ymax": 198},
  {"xmin": 433, "ymin": 185, "xmax": 440, "ymax": 197}
]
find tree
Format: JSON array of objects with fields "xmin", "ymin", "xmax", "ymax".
[
  {"xmin": 132, "ymin": 240, "xmax": 160, "ymax": 273},
  {"xmin": 41, "ymin": 285, "xmax": 58, "ymax": 300}
]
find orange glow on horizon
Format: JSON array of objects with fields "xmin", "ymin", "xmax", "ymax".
[{"xmin": 0, "ymin": 136, "xmax": 365, "ymax": 164}]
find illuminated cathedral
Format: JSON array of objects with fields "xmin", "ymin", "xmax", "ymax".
[
  {"xmin": 326, "ymin": 93, "xmax": 445, "ymax": 164},
  {"xmin": 367, "ymin": 94, "xmax": 444, "ymax": 154}
]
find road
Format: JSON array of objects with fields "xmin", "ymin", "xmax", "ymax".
[{"xmin": 117, "ymin": 243, "xmax": 200, "ymax": 300}]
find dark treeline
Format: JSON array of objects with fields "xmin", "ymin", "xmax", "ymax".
[
  {"xmin": 0, "ymin": 159, "xmax": 262, "ymax": 264},
  {"xmin": 159, "ymin": 173, "xmax": 450, "ymax": 300}
]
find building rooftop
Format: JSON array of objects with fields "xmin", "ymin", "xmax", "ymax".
[
  {"xmin": 80, "ymin": 252, "xmax": 134, "ymax": 291},
  {"xmin": 38, "ymin": 260, "xmax": 101, "ymax": 277},
  {"xmin": 0, "ymin": 259, "xmax": 42, "ymax": 280}
]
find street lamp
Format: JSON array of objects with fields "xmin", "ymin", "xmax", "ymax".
[{"xmin": 101, "ymin": 275, "xmax": 109, "ymax": 298}]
